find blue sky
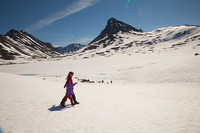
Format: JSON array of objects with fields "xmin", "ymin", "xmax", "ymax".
[{"xmin": 0, "ymin": 0, "xmax": 200, "ymax": 46}]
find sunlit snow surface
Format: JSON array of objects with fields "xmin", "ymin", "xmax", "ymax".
[{"xmin": 0, "ymin": 49, "xmax": 200, "ymax": 133}]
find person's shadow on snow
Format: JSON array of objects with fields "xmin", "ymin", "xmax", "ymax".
[{"xmin": 48, "ymin": 104, "xmax": 71, "ymax": 111}]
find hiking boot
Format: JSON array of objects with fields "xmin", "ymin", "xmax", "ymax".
[{"xmin": 75, "ymin": 102, "xmax": 79, "ymax": 104}]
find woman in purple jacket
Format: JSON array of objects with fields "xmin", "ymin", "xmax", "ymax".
[{"xmin": 61, "ymin": 81, "xmax": 77, "ymax": 107}]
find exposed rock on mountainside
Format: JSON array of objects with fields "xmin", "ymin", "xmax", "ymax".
[{"xmin": 0, "ymin": 29, "xmax": 60, "ymax": 60}]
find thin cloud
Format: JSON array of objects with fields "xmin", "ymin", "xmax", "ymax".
[{"xmin": 25, "ymin": 0, "xmax": 100, "ymax": 32}]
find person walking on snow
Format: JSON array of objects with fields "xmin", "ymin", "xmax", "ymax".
[
  {"xmin": 64, "ymin": 71, "xmax": 79, "ymax": 104},
  {"xmin": 61, "ymin": 81, "xmax": 77, "ymax": 107}
]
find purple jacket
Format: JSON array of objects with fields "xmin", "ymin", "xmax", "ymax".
[{"xmin": 65, "ymin": 83, "xmax": 77, "ymax": 95}]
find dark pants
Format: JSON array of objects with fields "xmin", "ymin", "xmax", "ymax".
[{"xmin": 72, "ymin": 94, "xmax": 78, "ymax": 103}]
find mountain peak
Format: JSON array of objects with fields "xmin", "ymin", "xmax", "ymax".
[
  {"xmin": 6, "ymin": 29, "xmax": 19, "ymax": 35},
  {"xmin": 89, "ymin": 18, "xmax": 140, "ymax": 44},
  {"xmin": 9, "ymin": 29, "xmax": 18, "ymax": 32},
  {"xmin": 106, "ymin": 18, "xmax": 140, "ymax": 33},
  {"xmin": 5, "ymin": 29, "xmax": 30, "ymax": 36},
  {"xmin": 107, "ymin": 18, "xmax": 117, "ymax": 24},
  {"xmin": 5, "ymin": 29, "xmax": 28, "ymax": 38}
]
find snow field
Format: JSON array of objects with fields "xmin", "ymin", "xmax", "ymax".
[
  {"xmin": 0, "ymin": 51, "xmax": 200, "ymax": 133},
  {"xmin": 0, "ymin": 72, "xmax": 200, "ymax": 133}
]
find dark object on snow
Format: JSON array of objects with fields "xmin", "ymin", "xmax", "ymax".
[
  {"xmin": 194, "ymin": 53, "xmax": 199, "ymax": 56},
  {"xmin": 79, "ymin": 79, "xmax": 94, "ymax": 83}
]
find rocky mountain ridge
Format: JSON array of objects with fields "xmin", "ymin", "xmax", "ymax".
[{"xmin": 0, "ymin": 29, "xmax": 60, "ymax": 60}]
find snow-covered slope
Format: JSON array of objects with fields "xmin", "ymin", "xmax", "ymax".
[
  {"xmin": 0, "ymin": 50, "xmax": 200, "ymax": 133},
  {"xmin": 57, "ymin": 43, "xmax": 85, "ymax": 54},
  {"xmin": 75, "ymin": 18, "xmax": 200, "ymax": 58},
  {"xmin": 0, "ymin": 29, "xmax": 60, "ymax": 60}
]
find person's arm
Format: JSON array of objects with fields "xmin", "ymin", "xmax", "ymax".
[
  {"xmin": 64, "ymin": 81, "xmax": 67, "ymax": 88},
  {"xmin": 67, "ymin": 82, "xmax": 77, "ymax": 88},
  {"xmin": 72, "ymin": 82, "xmax": 77, "ymax": 87}
]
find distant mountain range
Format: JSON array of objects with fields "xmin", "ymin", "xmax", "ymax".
[
  {"xmin": 74, "ymin": 18, "xmax": 200, "ymax": 58},
  {"xmin": 56, "ymin": 43, "xmax": 85, "ymax": 54},
  {"xmin": 1, "ymin": 18, "xmax": 200, "ymax": 60}
]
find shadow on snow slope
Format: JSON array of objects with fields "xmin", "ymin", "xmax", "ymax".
[{"xmin": 48, "ymin": 104, "xmax": 72, "ymax": 111}]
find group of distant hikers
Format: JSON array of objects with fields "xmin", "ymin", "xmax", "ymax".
[{"xmin": 60, "ymin": 71, "xmax": 79, "ymax": 107}]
